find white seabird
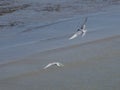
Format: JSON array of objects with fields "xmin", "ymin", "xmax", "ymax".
[
  {"xmin": 69, "ymin": 17, "xmax": 88, "ymax": 40},
  {"xmin": 43, "ymin": 62, "xmax": 64, "ymax": 69}
]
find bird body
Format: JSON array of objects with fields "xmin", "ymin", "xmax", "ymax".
[
  {"xmin": 43, "ymin": 62, "xmax": 64, "ymax": 69},
  {"xmin": 69, "ymin": 17, "xmax": 88, "ymax": 40}
]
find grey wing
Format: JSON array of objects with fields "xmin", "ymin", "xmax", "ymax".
[
  {"xmin": 80, "ymin": 17, "xmax": 88, "ymax": 29},
  {"xmin": 83, "ymin": 17, "xmax": 88, "ymax": 25}
]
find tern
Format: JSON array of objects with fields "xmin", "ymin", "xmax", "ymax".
[
  {"xmin": 43, "ymin": 62, "xmax": 64, "ymax": 69},
  {"xmin": 69, "ymin": 17, "xmax": 88, "ymax": 40}
]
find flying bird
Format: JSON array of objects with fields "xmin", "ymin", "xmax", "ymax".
[
  {"xmin": 43, "ymin": 62, "xmax": 64, "ymax": 69},
  {"xmin": 69, "ymin": 17, "xmax": 88, "ymax": 40}
]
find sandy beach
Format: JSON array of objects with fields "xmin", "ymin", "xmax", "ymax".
[{"xmin": 0, "ymin": 0, "xmax": 120, "ymax": 90}]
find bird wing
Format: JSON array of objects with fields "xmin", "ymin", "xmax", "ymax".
[
  {"xmin": 69, "ymin": 31, "xmax": 82, "ymax": 40},
  {"xmin": 43, "ymin": 63, "xmax": 53, "ymax": 69},
  {"xmin": 81, "ymin": 32, "xmax": 86, "ymax": 37},
  {"xmin": 80, "ymin": 17, "xmax": 88, "ymax": 29},
  {"xmin": 83, "ymin": 17, "xmax": 88, "ymax": 25},
  {"xmin": 69, "ymin": 33, "xmax": 78, "ymax": 40}
]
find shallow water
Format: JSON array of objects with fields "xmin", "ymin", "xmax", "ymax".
[
  {"xmin": 0, "ymin": 0, "xmax": 120, "ymax": 90},
  {"xmin": 0, "ymin": 34, "xmax": 120, "ymax": 90}
]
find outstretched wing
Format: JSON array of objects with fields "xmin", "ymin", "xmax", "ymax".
[
  {"xmin": 43, "ymin": 63, "xmax": 53, "ymax": 69},
  {"xmin": 80, "ymin": 17, "xmax": 88, "ymax": 29},
  {"xmin": 69, "ymin": 31, "xmax": 82, "ymax": 40},
  {"xmin": 69, "ymin": 33, "xmax": 78, "ymax": 40}
]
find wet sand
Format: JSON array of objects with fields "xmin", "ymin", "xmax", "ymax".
[
  {"xmin": 0, "ymin": 35, "xmax": 120, "ymax": 90},
  {"xmin": 0, "ymin": 1, "xmax": 120, "ymax": 90}
]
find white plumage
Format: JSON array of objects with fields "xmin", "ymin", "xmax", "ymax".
[
  {"xmin": 43, "ymin": 62, "xmax": 64, "ymax": 69},
  {"xmin": 69, "ymin": 33, "xmax": 78, "ymax": 40},
  {"xmin": 69, "ymin": 17, "xmax": 88, "ymax": 40}
]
